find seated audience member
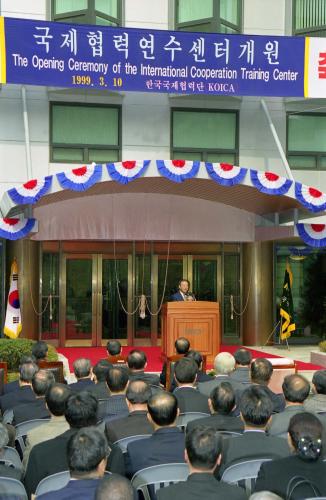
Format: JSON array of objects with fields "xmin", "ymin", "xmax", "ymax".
[
  {"xmin": 198, "ymin": 352, "xmax": 244, "ymax": 398},
  {"xmin": 250, "ymin": 358, "xmax": 285, "ymax": 413},
  {"xmin": 69, "ymin": 358, "xmax": 94, "ymax": 392},
  {"xmin": 106, "ymin": 380, "xmax": 153, "ymax": 445},
  {"xmin": 3, "ymin": 355, "xmax": 36, "ymax": 395},
  {"xmin": 23, "ymin": 383, "xmax": 71, "ymax": 469},
  {"xmin": 24, "ymin": 391, "xmax": 99, "ymax": 496},
  {"xmin": 220, "ymin": 385, "xmax": 289, "ymax": 473},
  {"xmin": 173, "ymin": 358, "xmax": 209, "ymax": 413},
  {"xmin": 32, "ymin": 340, "xmax": 48, "ymax": 364},
  {"xmin": 99, "ymin": 367, "xmax": 129, "ymax": 422},
  {"xmin": 106, "ymin": 341, "xmax": 127, "ymax": 366},
  {"xmin": 160, "ymin": 337, "xmax": 190, "ymax": 387},
  {"xmin": 37, "ymin": 427, "xmax": 108, "ymax": 500},
  {"xmin": 127, "ymin": 350, "xmax": 160, "ymax": 386},
  {"xmin": 230, "ymin": 348, "xmax": 252, "ymax": 384},
  {"xmin": 268, "ymin": 374, "xmax": 310, "ymax": 437},
  {"xmin": 0, "ymin": 360, "xmax": 38, "ymax": 414},
  {"xmin": 157, "ymin": 427, "xmax": 246, "ymax": 500},
  {"xmin": 13, "ymin": 369, "xmax": 54, "ymax": 425},
  {"xmin": 187, "ymin": 382, "xmax": 244, "ymax": 434},
  {"xmin": 185, "ymin": 350, "xmax": 211, "ymax": 383},
  {"xmin": 96, "ymin": 474, "xmax": 134, "ymax": 500},
  {"xmin": 255, "ymin": 412, "xmax": 326, "ymax": 498},
  {"xmin": 126, "ymin": 392, "xmax": 185, "ymax": 477},
  {"xmin": 0, "ymin": 423, "xmax": 22, "ymax": 481},
  {"xmin": 88, "ymin": 360, "xmax": 112, "ymax": 399},
  {"xmin": 304, "ymin": 369, "xmax": 326, "ymax": 413}
]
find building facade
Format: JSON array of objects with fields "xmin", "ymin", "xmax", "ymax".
[{"xmin": 0, "ymin": 0, "xmax": 325, "ymax": 347}]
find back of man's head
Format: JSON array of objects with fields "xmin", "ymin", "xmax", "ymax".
[
  {"xmin": 106, "ymin": 367, "xmax": 129, "ymax": 393},
  {"xmin": 175, "ymin": 358, "xmax": 197, "ymax": 385},
  {"xmin": 0, "ymin": 423, "xmax": 9, "ymax": 449},
  {"xmin": 185, "ymin": 350, "xmax": 203, "ymax": 368},
  {"xmin": 210, "ymin": 382, "xmax": 235, "ymax": 415},
  {"xmin": 240, "ymin": 385, "xmax": 273, "ymax": 427},
  {"xmin": 93, "ymin": 360, "xmax": 112, "ymax": 383},
  {"xmin": 67, "ymin": 427, "xmax": 108, "ymax": 478},
  {"xmin": 147, "ymin": 392, "xmax": 178, "ymax": 427},
  {"xmin": 20, "ymin": 361, "xmax": 39, "ymax": 383},
  {"xmin": 19, "ymin": 355, "xmax": 36, "ymax": 366},
  {"xmin": 214, "ymin": 352, "xmax": 235, "ymax": 375},
  {"xmin": 234, "ymin": 348, "xmax": 252, "ymax": 367},
  {"xmin": 175, "ymin": 337, "xmax": 190, "ymax": 355},
  {"xmin": 95, "ymin": 474, "xmax": 134, "ymax": 500},
  {"xmin": 282, "ymin": 374, "xmax": 310, "ymax": 403},
  {"xmin": 32, "ymin": 369, "xmax": 55, "ymax": 397},
  {"xmin": 106, "ymin": 340, "xmax": 122, "ymax": 356},
  {"xmin": 250, "ymin": 358, "xmax": 273, "ymax": 385},
  {"xmin": 127, "ymin": 349, "xmax": 147, "ymax": 370},
  {"xmin": 46, "ymin": 383, "xmax": 72, "ymax": 416},
  {"xmin": 312, "ymin": 370, "xmax": 326, "ymax": 395},
  {"xmin": 126, "ymin": 380, "xmax": 151, "ymax": 405},
  {"xmin": 65, "ymin": 391, "xmax": 98, "ymax": 428},
  {"xmin": 73, "ymin": 358, "xmax": 92, "ymax": 379},
  {"xmin": 186, "ymin": 426, "xmax": 221, "ymax": 471},
  {"xmin": 32, "ymin": 341, "xmax": 48, "ymax": 361}
]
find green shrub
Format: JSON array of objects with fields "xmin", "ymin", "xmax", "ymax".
[
  {"xmin": 0, "ymin": 338, "xmax": 58, "ymax": 370},
  {"xmin": 319, "ymin": 340, "xmax": 326, "ymax": 353}
]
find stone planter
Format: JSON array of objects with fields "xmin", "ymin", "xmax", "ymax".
[{"xmin": 311, "ymin": 350, "xmax": 326, "ymax": 368}]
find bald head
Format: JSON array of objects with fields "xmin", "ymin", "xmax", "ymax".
[
  {"xmin": 282, "ymin": 374, "xmax": 310, "ymax": 403},
  {"xmin": 126, "ymin": 380, "xmax": 151, "ymax": 405},
  {"xmin": 95, "ymin": 474, "xmax": 133, "ymax": 500},
  {"xmin": 147, "ymin": 392, "xmax": 178, "ymax": 427}
]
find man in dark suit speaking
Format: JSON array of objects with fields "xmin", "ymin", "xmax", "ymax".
[{"xmin": 170, "ymin": 279, "xmax": 196, "ymax": 302}]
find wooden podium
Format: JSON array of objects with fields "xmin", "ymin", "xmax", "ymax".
[{"xmin": 161, "ymin": 301, "xmax": 220, "ymax": 365}]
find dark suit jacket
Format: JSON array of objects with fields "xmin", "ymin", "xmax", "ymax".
[
  {"xmin": 198, "ymin": 375, "xmax": 244, "ymax": 399},
  {"xmin": 220, "ymin": 429, "xmax": 290, "ymax": 474},
  {"xmin": 37, "ymin": 478, "xmax": 100, "ymax": 500},
  {"xmin": 230, "ymin": 367, "xmax": 250, "ymax": 384},
  {"xmin": 258, "ymin": 385, "xmax": 285, "ymax": 414},
  {"xmin": 68, "ymin": 378, "xmax": 94, "ymax": 392},
  {"xmin": 129, "ymin": 370, "xmax": 160, "ymax": 387},
  {"xmin": 157, "ymin": 472, "xmax": 246, "ymax": 500},
  {"xmin": 3, "ymin": 380, "xmax": 20, "ymax": 395},
  {"xmin": 187, "ymin": 413, "xmax": 244, "ymax": 434},
  {"xmin": 13, "ymin": 397, "xmax": 50, "ymax": 425},
  {"xmin": 170, "ymin": 291, "xmax": 185, "ymax": 301},
  {"xmin": 254, "ymin": 455, "xmax": 326, "ymax": 499},
  {"xmin": 87, "ymin": 381, "xmax": 111, "ymax": 399},
  {"xmin": 98, "ymin": 394, "xmax": 129, "ymax": 423},
  {"xmin": 268, "ymin": 404, "xmax": 305, "ymax": 436},
  {"xmin": 24, "ymin": 428, "xmax": 124, "ymax": 496},
  {"xmin": 106, "ymin": 410, "xmax": 153, "ymax": 444},
  {"xmin": 0, "ymin": 385, "xmax": 36, "ymax": 414},
  {"xmin": 126, "ymin": 427, "xmax": 185, "ymax": 477},
  {"xmin": 174, "ymin": 386, "xmax": 209, "ymax": 414}
]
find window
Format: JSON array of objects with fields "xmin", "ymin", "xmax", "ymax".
[
  {"xmin": 52, "ymin": 0, "xmax": 121, "ymax": 26},
  {"xmin": 50, "ymin": 103, "xmax": 121, "ymax": 163},
  {"xmin": 171, "ymin": 109, "xmax": 238, "ymax": 163},
  {"xmin": 287, "ymin": 113, "xmax": 326, "ymax": 169},
  {"xmin": 293, "ymin": 0, "xmax": 326, "ymax": 36},
  {"xmin": 175, "ymin": 0, "xmax": 242, "ymax": 34}
]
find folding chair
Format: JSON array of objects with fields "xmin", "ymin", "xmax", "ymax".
[
  {"xmin": 35, "ymin": 470, "xmax": 70, "ymax": 496},
  {"xmin": 0, "ymin": 446, "xmax": 23, "ymax": 472},
  {"xmin": 216, "ymin": 431, "xmax": 243, "ymax": 439},
  {"xmin": 2, "ymin": 408, "xmax": 14, "ymax": 425},
  {"xmin": 221, "ymin": 458, "xmax": 272, "ymax": 496},
  {"xmin": 131, "ymin": 463, "xmax": 189, "ymax": 500},
  {"xmin": 15, "ymin": 418, "xmax": 50, "ymax": 458},
  {"xmin": 114, "ymin": 434, "xmax": 151, "ymax": 453},
  {"xmin": 0, "ymin": 477, "xmax": 27, "ymax": 500},
  {"xmin": 176, "ymin": 412, "xmax": 210, "ymax": 429}
]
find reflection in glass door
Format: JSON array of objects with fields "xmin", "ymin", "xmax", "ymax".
[
  {"xmin": 191, "ymin": 256, "xmax": 221, "ymax": 302},
  {"xmin": 101, "ymin": 258, "xmax": 128, "ymax": 342}
]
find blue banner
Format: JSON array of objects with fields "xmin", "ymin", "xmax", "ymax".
[{"xmin": 3, "ymin": 17, "xmax": 305, "ymax": 97}]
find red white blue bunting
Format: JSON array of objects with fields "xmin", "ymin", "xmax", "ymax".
[
  {"xmin": 156, "ymin": 160, "xmax": 200, "ymax": 183},
  {"xmin": 295, "ymin": 183, "xmax": 326, "ymax": 212},
  {"xmin": 205, "ymin": 163, "xmax": 246, "ymax": 186},
  {"xmin": 7, "ymin": 176, "xmax": 52, "ymax": 205},
  {"xmin": 296, "ymin": 223, "xmax": 326, "ymax": 248},
  {"xmin": 107, "ymin": 160, "xmax": 150, "ymax": 185},
  {"xmin": 56, "ymin": 164, "xmax": 102, "ymax": 192},
  {"xmin": 250, "ymin": 170, "xmax": 292, "ymax": 195},
  {"xmin": 0, "ymin": 218, "xmax": 36, "ymax": 240}
]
